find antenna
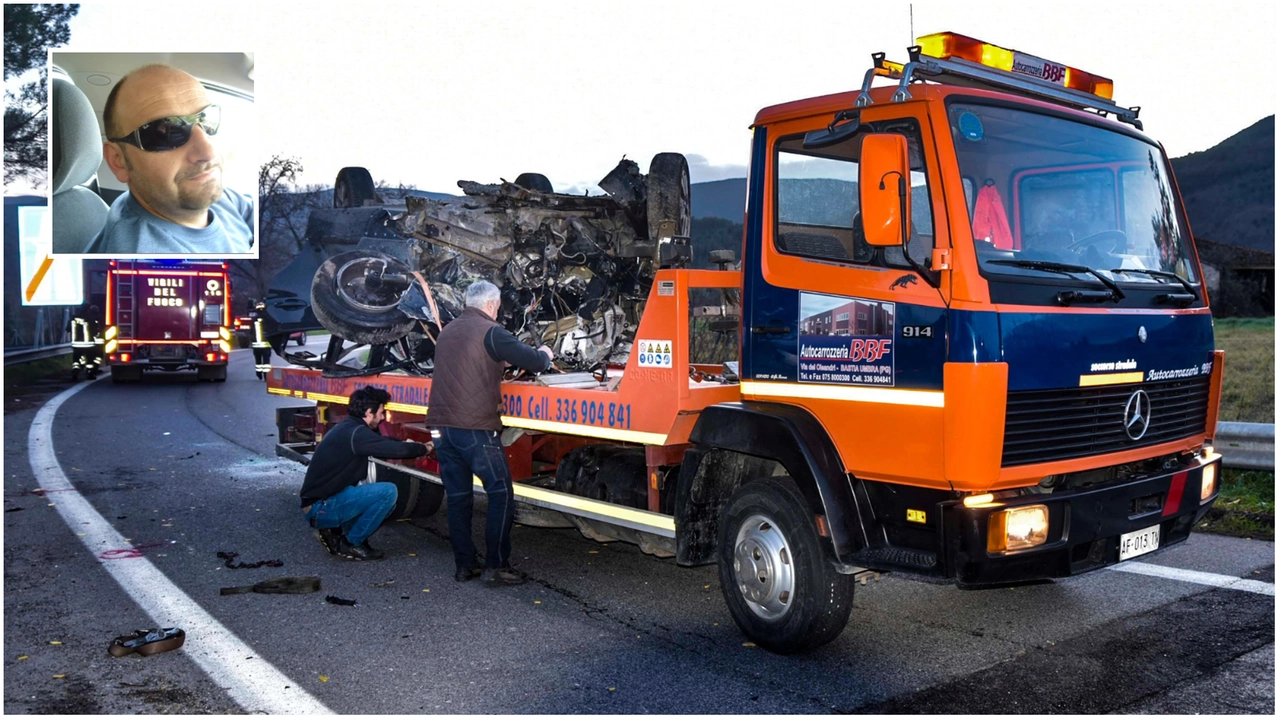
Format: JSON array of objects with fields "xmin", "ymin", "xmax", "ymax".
[{"xmin": 909, "ymin": 3, "xmax": 914, "ymax": 45}]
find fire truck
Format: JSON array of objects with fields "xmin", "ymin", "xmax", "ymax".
[
  {"xmin": 102, "ymin": 259, "xmax": 233, "ymax": 382},
  {"xmin": 267, "ymin": 33, "xmax": 1224, "ymax": 653}
]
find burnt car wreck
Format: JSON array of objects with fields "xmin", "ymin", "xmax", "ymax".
[{"xmin": 263, "ymin": 153, "xmax": 707, "ymax": 378}]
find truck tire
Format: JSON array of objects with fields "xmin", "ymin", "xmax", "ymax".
[
  {"xmin": 647, "ymin": 153, "xmax": 691, "ymax": 244},
  {"xmin": 334, "ymin": 167, "xmax": 377, "ymax": 209},
  {"xmin": 718, "ymin": 476, "xmax": 855, "ymax": 654},
  {"xmin": 296, "ymin": 332, "xmax": 307, "ymax": 347},
  {"xmin": 378, "ymin": 465, "xmax": 444, "ymax": 521},
  {"xmin": 310, "ymin": 250, "xmax": 415, "ymax": 346},
  {"xmin": 213, "ymin": 365, "xmax": 227, "ymax": 382},
  {"xmin": 514, "ymin": 172, "xmax": 553, "ymax": 193}
]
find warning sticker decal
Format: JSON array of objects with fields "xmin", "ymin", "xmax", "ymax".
[
  {"xmin": 637, "ymin": 339, "xmax": 673, "ymax": 368},
  {"xmin": 798, "ymin": 292, "xmax": 895, "ymax": 387}
]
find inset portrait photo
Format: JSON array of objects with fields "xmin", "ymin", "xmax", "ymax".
[{"xmin": 49, "ymin": 51, "xmax": 256, "ymax": 258}]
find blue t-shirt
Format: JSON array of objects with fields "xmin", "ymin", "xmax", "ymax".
[{"xmin": 91, "ymin": 188, "xmax": 255, "ymax": 255}]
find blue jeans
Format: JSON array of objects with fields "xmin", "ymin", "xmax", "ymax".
[
  {"xmin": 304, "ymin": 483, "xmax": 397, "ymax": 546},
  {"xmin": 435, "ymin": 427, "xmax": 515, "ymax": 571}
]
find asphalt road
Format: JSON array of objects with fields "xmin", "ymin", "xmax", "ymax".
[{"xmin": 4, "ymin": 346, "xmax": 1275, "ymax": 713}]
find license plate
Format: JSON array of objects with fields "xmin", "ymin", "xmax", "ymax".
[
  {"xmin": 1119, "ymin": 524, "xmax": 1160, "ymax": 561},
  {"xmin": 150, "ymin": 346, "xmax": 178, "ymax": 358}
]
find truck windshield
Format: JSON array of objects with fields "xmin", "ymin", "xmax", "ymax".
[{"xmin": 948, "ymin": 102, "xmax": 1198, "ymax": 291}]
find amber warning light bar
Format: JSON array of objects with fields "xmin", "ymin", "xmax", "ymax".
[{"xmin": 916, "ymin": 31, "xmax": 1115, "ymax": 100}]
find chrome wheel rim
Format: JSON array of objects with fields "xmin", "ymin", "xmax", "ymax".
[
  {"xmin": 335, "ymin": 257, "xmax": 403, "ymax": 313},
  {"xmin": 733, "ymin": 513, "xmax": 795, "ymax": 620}
]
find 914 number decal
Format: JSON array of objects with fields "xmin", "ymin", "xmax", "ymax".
[{"xmin": 902, "ymin": 325, "xmax": 934, "ymax": 338}]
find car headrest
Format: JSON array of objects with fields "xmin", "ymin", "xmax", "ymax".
[{"xmin": 51, "ymin": 77, "xmax": 104, "ymax": 195}]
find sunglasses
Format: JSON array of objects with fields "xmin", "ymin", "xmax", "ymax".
[{"xmin": 109, "ymin": 104, "xmax": 221, "ymax": 152}]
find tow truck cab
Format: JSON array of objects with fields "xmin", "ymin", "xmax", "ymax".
[
  {"xmin": 703, "ymin": 32, "xmax": 1222, "ymax": 599},
  {"xmin": 102, "ymin": 259, "xmax": 233, "ymax": 382}
]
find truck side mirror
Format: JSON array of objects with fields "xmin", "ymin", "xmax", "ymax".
[{"xmin": 858, "ymin": 134, "xmax": 912, "ymax": 248}]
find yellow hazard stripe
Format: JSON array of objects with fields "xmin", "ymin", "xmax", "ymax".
[
  {"xmin": 741, "ymin": 380, "xmax": 944, "ymax": 408},
  {"xmin": 267, "ymin": 388, "xmax": 292, "ymax": 396},
  {"xmin": 501, "ymin": 416, "xmax": 667, "ymax": 445},
  {"xmin": 307, "ymin": 392, "xmax": 350, "ymax": 404},
  {"xmin": 371, "ymin": 459, "xmax": 674, "ymax": 536},
  {"xmin": 385, "ymin": 402, "xmax": 427, "ymax": 414},
  {"xmin": 1079, "ymin": 371, "xmax": 1144, "ymax": 387}
]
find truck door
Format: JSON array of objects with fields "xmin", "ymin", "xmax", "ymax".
[{"xmin": 741, "ymin": 105, "xmax": 953, "ymax": 484}]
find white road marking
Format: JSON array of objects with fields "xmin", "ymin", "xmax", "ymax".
[
  {"xmin": 27, "ymin": 379, "xmax": 332, "ymax": 715},
  {"xmin": 1109, "ymin": 561, "xmax": 1274, "ymax": 596}
]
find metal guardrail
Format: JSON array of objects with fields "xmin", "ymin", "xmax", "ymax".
[
  {"xmin": 1216, "ymin": 422, "xmax": 1275, "ymax": 471},
  {"xmin": 4, "ymin": 344, "xmax": 71, "ymax": 366}
]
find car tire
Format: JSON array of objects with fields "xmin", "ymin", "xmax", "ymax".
[
  {"xmin": 310, "ymin": 250, "xmax": 415, "ymax": 346},
  {"xmin": 334, "ymin": 167, "xmax": 377, "ymax": 209},
  {"xmin": 378, "ymin": 464, "xmax": 445, "ymax": 521},
  {"xmin": 514, "ymin": 172, "xmax": 553, "ymax": 193},
  {"xmin": 718, "ymin": 476, "xmax": 855, "ymax": 654},
  {"xmin": 646, "ymin": 153, "xmax": 691, "ymax": 244}
]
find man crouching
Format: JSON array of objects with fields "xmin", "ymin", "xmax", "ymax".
[{"xmin": 299, "ymin": 386, "xmax": 429, "ymax": 560}]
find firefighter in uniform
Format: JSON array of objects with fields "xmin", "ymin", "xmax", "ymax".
[
  {"xmin": 67, "ymin": 305, "xmax": 103, "ymax": 381},
  {"xmin": 249, "ymin": 300, "xmax": 272, "ymax": 380}
]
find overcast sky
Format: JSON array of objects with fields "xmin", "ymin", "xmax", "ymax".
[{"xmin": 60, "ymin": 0, "xmax": 1278, "ymax": 195}]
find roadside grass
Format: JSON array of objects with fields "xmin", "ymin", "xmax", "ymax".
[
  {"xmin": 4, "ymin": 355, "xmax": 73, "ymax": 392},
  {"xmin": 1197, "ymin": 468, "xmax": 1275, "ymax": 541},
  {"xmin": 1214, "ymin": 317, "xmax": 1274, "ymax": 423}
]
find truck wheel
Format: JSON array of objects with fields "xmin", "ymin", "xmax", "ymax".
[
  {"xmin": 213, "ymin": 365, "xmax": 227, "ymax": 382},
  {"xmin": 378, "ymin": 465, "xmax": 444, "ymax": 521},
  {"xmin": 311, "ymin": 250, "xmax": 415, "ymax": 346},
  {"xmin": 514, "ymin": 172, "xmax": 553, "ymax": 193},
  {"xmin": 718, "ymin": 477, "xmax": 855, "ymax": 654},
  {"xmin": 647, "ymin": 153, "xmax": 691, "ymax": 244},
  {"xmin": 334, "ymin": 167, "xmax": 377, "ymax": 208}
]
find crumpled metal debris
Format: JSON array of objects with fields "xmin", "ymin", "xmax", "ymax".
[{"xmin": 303, "ymin": 156, "xmax": 692, "ymax": 375}]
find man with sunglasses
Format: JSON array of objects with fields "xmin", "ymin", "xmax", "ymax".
[{"xmin": 89, "ymin": 65, "xmax": 253, "ymax": 255}]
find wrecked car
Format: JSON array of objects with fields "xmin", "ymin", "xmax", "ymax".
[{"xmin": 262, "ymin": 153, "xmax": 696, "ymax": 377}]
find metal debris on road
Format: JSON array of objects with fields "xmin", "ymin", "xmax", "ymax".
[
  {"xmin": 325, "ymin": 595, "xmax": 358, "ymax": 606},
  {"xmin": 216, "ymin": 551, "xmax": 284, "ymax": 569},
  {"xmin": 220, "ymin": 576, "xmax": 321, "ymax": 595}
]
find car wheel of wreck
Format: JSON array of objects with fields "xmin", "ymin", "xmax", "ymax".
[
  {"xmin": 333, "ymin": 166, "xmax": 377, "ymax": 209},
  {"xmin": 513, "ymin": 172, "xmax": 553, "ymax": 193},
  {"xmin": 310, "ymin": 250, "xmax": 416, "ymax": 348},
  {"xmin": 646, "ymin": 152, "xmax": 691, "ymax": 243}
]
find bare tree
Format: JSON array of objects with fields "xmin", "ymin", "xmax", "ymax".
[{"xmin": 229, "ymin": 155, "xmax": 328, "ymax": 308}]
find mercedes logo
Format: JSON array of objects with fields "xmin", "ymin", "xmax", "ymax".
[
  {"xmin": 1123, "ymin": 390, "xmax": 1151, "ymax": 440},
  {"xmin": 1138, "ymin": 326, "xmax": 1147, "ymax": 343}
]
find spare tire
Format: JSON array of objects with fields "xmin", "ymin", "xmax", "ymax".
[
  {"xmin": 514, "ymin": 172, "xmax": 553, "ymax": 193},
  {"xmin": 379, "ymin": 464, "xmax": 444, "ymax": 522},
  {"xmin": 647, "ymin": 153, "xmax": 691, "ymax": 244},
  {"xmin": 334, "ymin": 167, "xmax": 377, "ymax": 208},
  {"xmin": 310, "ymin": 250, "xmax": 415, "ymax": 346}
]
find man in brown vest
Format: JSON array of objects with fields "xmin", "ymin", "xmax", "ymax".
[{"xmin": 429, "ymin": 281, "xmax": 553, "ymax": 585}]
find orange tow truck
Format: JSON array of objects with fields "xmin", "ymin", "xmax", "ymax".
[{"xmin": 269, "ymin": 33, "xmax": 1224, "ymax": 653}]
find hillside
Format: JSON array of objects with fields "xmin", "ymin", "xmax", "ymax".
[{"xmin": 1170, "ymin": 116, "xmax": 1274, "ymax": 252}]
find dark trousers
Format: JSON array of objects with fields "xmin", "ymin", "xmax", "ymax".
[{"xmin": 435, "ymin": 427, "xmax": 515, "ymax": 571}]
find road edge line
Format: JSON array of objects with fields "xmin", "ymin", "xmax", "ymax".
[{"xmin": 27, "ymin": 378, "xmax": 333, "ymax": 714}]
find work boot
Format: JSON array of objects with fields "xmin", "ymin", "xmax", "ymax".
[
  {"xmin": 336, "ymin": 538, "xmax": 384, "ymax": 561},
  {"xmin": 315, "ymin": 527, "xmax": 342, "ymax": 555},
  {"xmin": 454, "ymin": 565, "xmax": 483, "ymax": 583},
  {"xmin": 482, "ymin": 566, "xmax": 526, "ymax": 586}
]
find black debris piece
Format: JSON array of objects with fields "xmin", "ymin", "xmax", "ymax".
[
  {"xmin": 217, "ymin": 551, "xmax": 284, "ymax": 569},
  {"xmin": 325, "ymin": 595, "xmax": 357, "ymax": 606}
]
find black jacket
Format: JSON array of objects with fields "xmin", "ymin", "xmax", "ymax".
[{"xmin": 299, "ymin": 416, "xmax": 427, "ymax": 506}]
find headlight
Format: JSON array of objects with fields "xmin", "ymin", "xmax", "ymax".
[
  {"xmin": 1200, "ymin": 464, "xmax": 1218, "ymax": 503},
  {"xmin": 988, "ymin": 504, "xmax": 1049, "ymax": 553}
]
